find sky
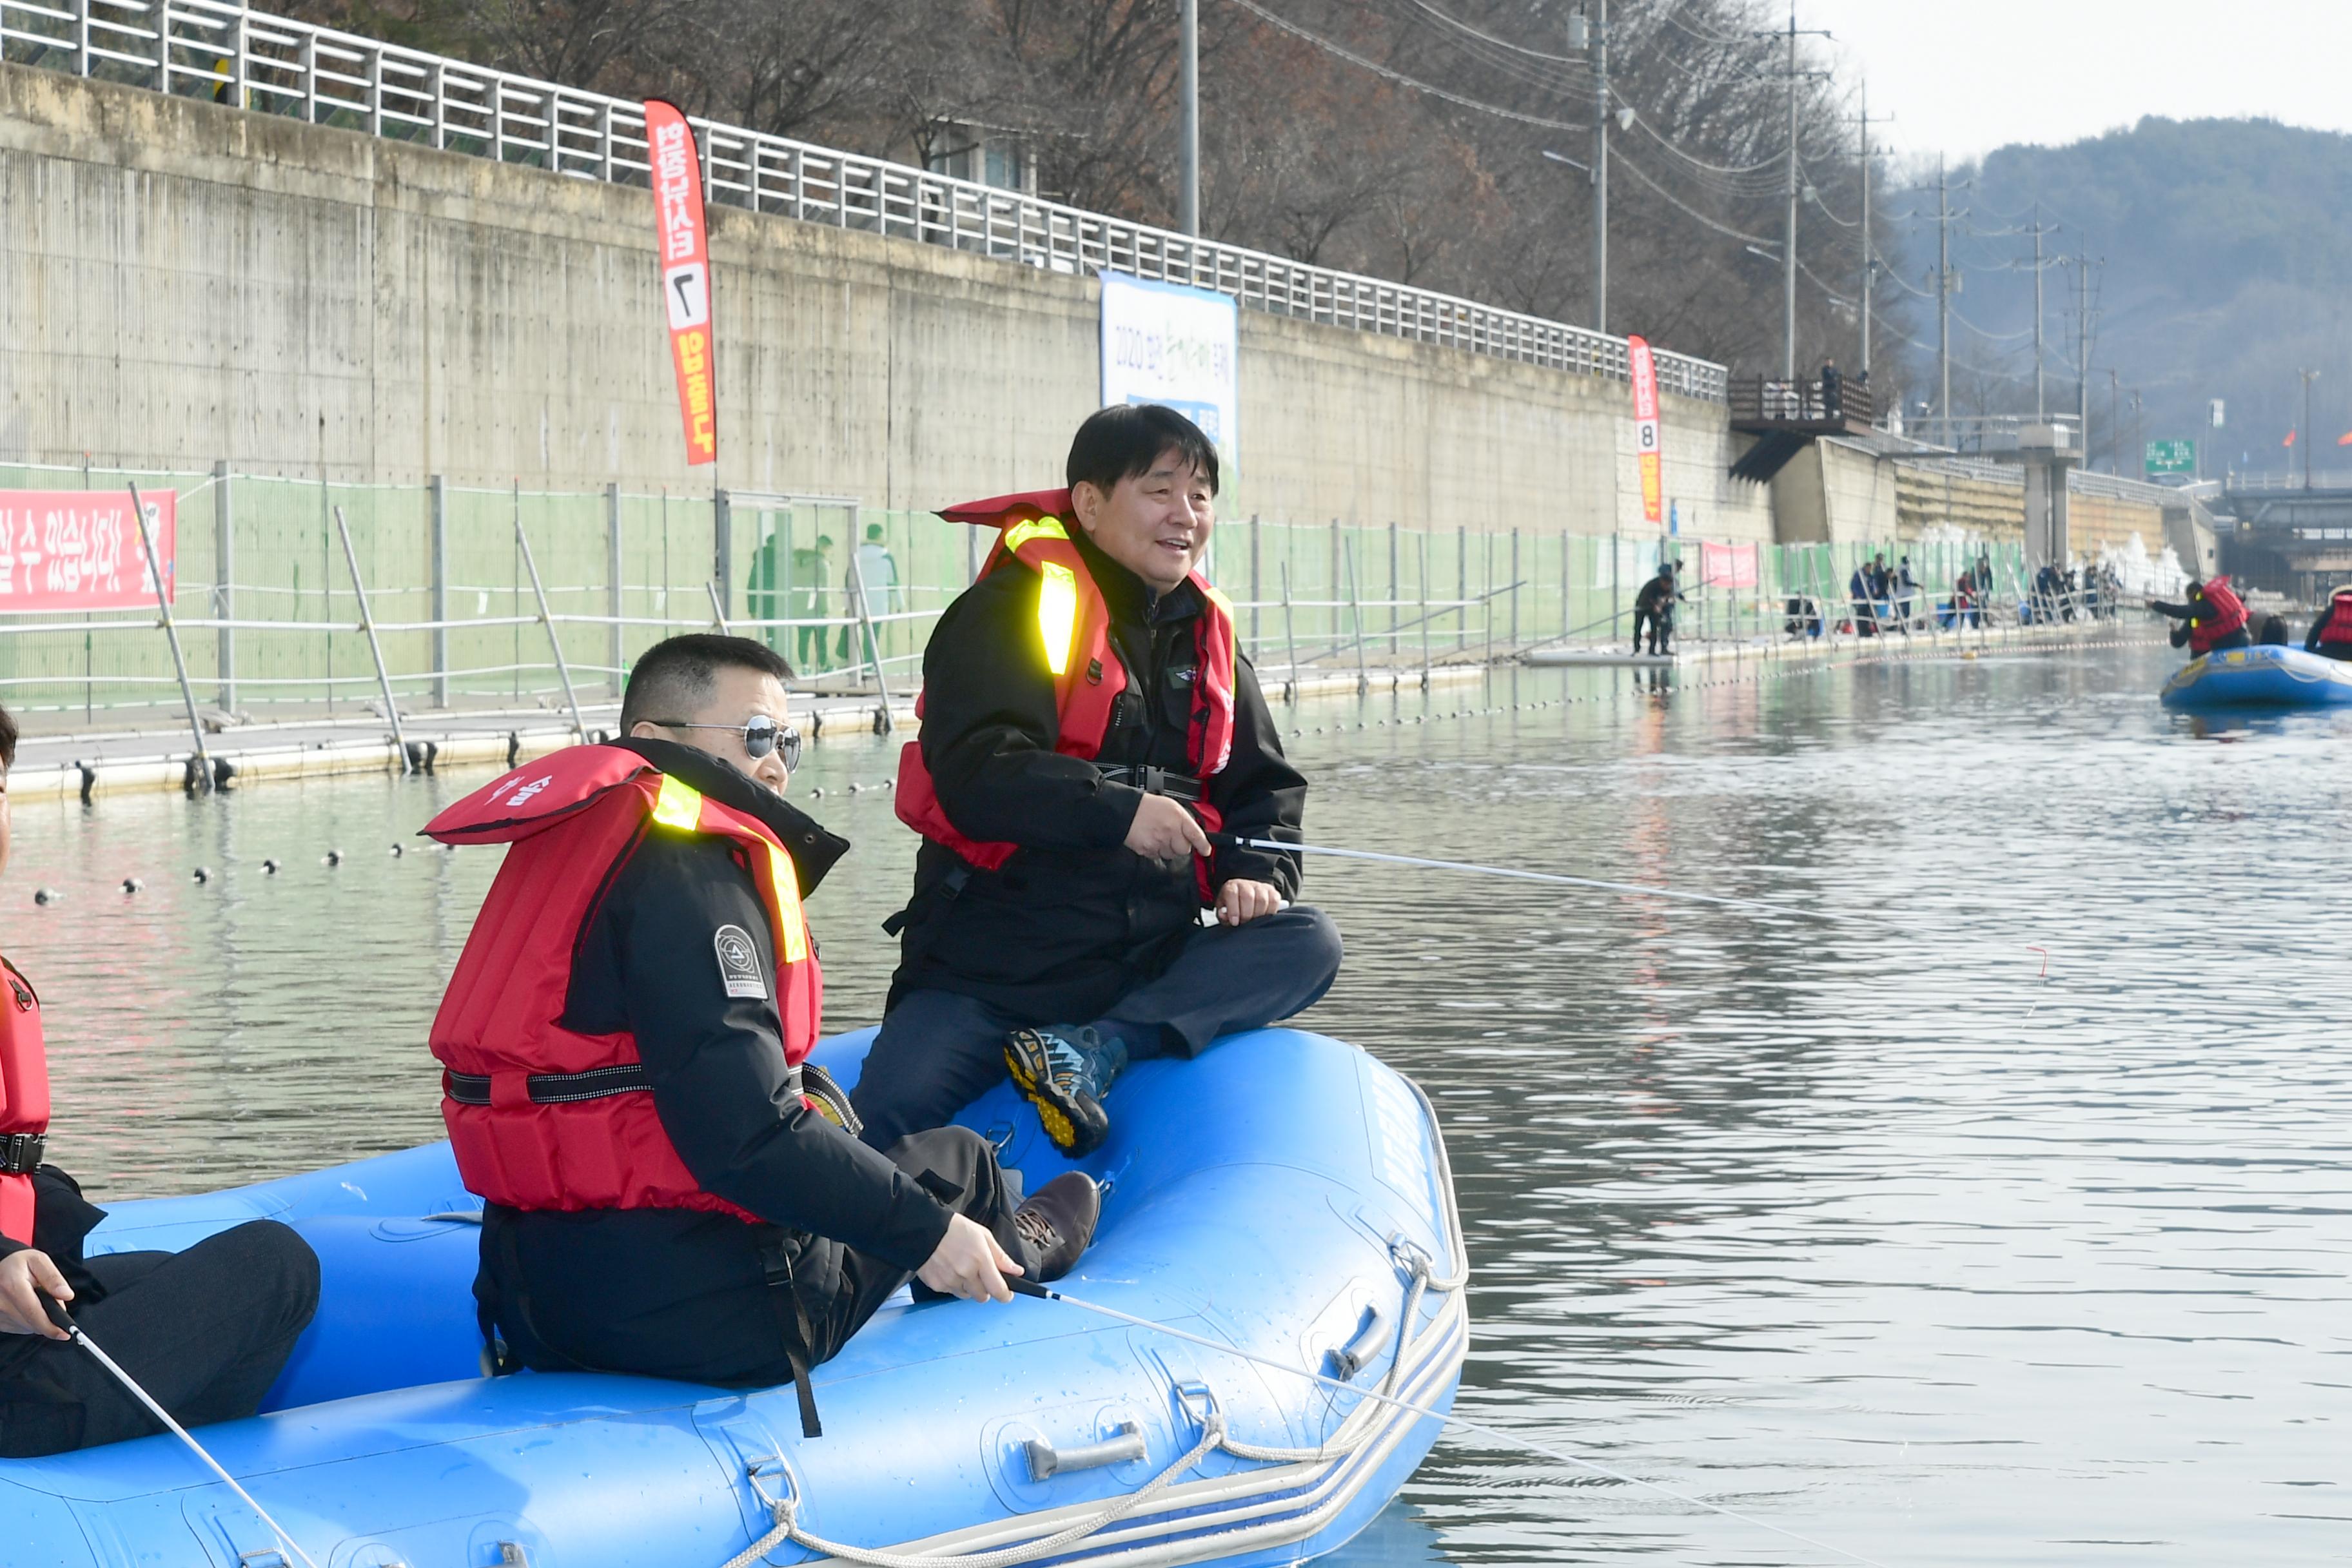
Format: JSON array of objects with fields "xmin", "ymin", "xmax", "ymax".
[{"xmin": 1796, "ymin": 0, "xmax": 2352, "ymax": 162}]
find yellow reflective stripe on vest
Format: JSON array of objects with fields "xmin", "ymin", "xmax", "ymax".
[
  {"xmin": 651, "ymin": 772, "xmax": 703, "ymax": 830},
  {"xmin": 1037, "ymin": 562, "xmax": 1081, "ymax": 678},
  {"xmin": 1003, "ymin": 515, "xmax": 1069, "ymax": 554},
  {"xmin": 649, "ymin": 771, "xmax": 808, "ymax": 965},
  {"xmin": 765, "ymin": 842, "xmax": 809, "ymax": 965}
]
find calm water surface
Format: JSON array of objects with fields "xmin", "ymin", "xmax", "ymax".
[{"xmin": 8, "ymin": 642, "xmax": 2348, "ymax": 1567}]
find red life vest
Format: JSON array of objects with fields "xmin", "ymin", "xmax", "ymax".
[
  {"xmin": 0, "ymin": 957, "xmax": 45, "ymax": 1247},
  {"xmin": 423, "ymin": 746, "xmax": 821, "ymax": 1220},
  {"xmin": 2318, "ymin": 589, "xmax": 2352, "ymax": 647},
  {"xmin": 894, "ymin": 488, "xmax": 1239, "ymax": 895},
  {"xmin": 2188, "ymin": 576, "xmax": 2249, "ymax": 654}
]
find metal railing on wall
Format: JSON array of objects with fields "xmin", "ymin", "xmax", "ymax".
[{"xmin": 0, "ymin": 0, "xmax": 1728, "ymax": 403}]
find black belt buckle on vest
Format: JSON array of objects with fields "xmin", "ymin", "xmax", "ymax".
[
  {"xmin": 1100, "ymin": 765, "xmax": 1202, "ymax": 803},
  {"xmin": 0, "ymin": 1131, "xmax": 44, "ymax": 1175},
  {"xmin": 443, "ymin": 1065, "xmax": 653, "ymax": 1107}
]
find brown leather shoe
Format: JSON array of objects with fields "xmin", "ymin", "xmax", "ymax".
[{"xmin": 1012, "ymin": 1172, "xmax": 1101, "ymax": 1284}]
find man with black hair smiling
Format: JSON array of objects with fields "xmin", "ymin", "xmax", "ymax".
[{"xmin": 857, "ymin": 404, "xmax": 1341, "ymax": 1157}]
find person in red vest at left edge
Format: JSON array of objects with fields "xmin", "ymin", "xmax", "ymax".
[
  {"xmin": 424, "ymin": 636, "xmax": 1098, "ymax": 1436},
  {"xmin": 855, "ymin": 404, "xmax": 1341, "ymax": 1157},
  {"xmin": 0, "ymin": 701, "xmax": 319, "ymax": 1457}
]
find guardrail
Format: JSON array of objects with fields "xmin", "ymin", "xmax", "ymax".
[{"xmin": 0, "ymin": 0, "xmax": 1728, "ymax": 403}]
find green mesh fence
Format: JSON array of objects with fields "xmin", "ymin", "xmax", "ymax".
[{"xmin": 0, "ymin": 466, "xmax": 2034, "ymax": 718}]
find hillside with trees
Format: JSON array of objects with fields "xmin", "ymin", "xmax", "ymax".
[{"xmin": 1890, "ymin": 116, "xmax": 2352, "ymax": 478}]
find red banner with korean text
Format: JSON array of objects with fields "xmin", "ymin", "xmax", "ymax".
[
  {"xmin": 0, "ymin": 491, "xmax": 174, "ymax": 611},
  {"xmin": 645, "ymin": 99, "xmax": 717, "ymax": 467},
  {"xmin": 1698, "ymin": 540, "xmax": 1758, "ymax": 590},
  {"xmin": 1627, "ymin": 335, "xmax": 1663, "ymax": 525}
]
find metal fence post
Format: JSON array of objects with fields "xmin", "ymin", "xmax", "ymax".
[
  {"xmin": 1249, "ymin": 514, "xmax": 1261, "ymax": 660},
  {"xmin": 429, "ymin": 475, "xmax": 449, "ymax": 708},
  {"xmin": 606, "ymin": 482, "xmax": 625, "ymax": 696},
  {"xmin": 713, "ymin": 487, "xmax": 733, "ymax": 618},
  {"xmin": 74, "ymin": 0, "xmax": 90, "ymax": 77},
  {"xmin": 845, "ymin": 534, "xmax": 894, "ymax": 728},
  {"xmin": 1509, "ymin": 526, "xmax": 1521, "ymax": 650},
  {"xmin": 212, "ymin": 460, "xmax": 234, "ymax": 710},
  {"xmin": 1342, "ymin": 537, "xmax": 1369, "ymax": 694},
  {"xmin": 333, "ymin": 505, "xmax": 412, "ymax": 772},
  {"xmin": 516, "ymin": 516, "xmax": 586, "ymax": 737},
  {"xmin": 1456, "ymin": 525, "xmax": 1467, "ymax": 649},
  {"xmin": 128, "ymin": 482, "xmax": 211, "ymax": 789},
  {"xmin": 1279, "ymin": 562, "xmax": 1300, "ymax": 701}
]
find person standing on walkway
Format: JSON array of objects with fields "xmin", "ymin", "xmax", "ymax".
[
  {"xmin": 854, "ymin": 404, "xmax": 1340, "ymax": 1157},
  {"xmin": 426, "ymin": 636, "xmax": 1097, "ymax": 1432},
  {"xmin": 1631, "ymin": 562, "xmax": 1683, "ymax": 656},
  {"xmin": 0, "ymin": 702, "xmax": 320, "ymax": 1457},
  {"xmin": 1819, "ymin": 358, "xmax": 1843, "ymax": 422}
]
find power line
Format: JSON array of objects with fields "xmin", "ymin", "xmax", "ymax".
[
  {"xmin": 1609, "ymin": 143, "xmax": 1781, "ymax": 249},
  {"xmin": 1225, "ymin": 0, "xmax": 1589, "ymax": 132},
  {"xmin": 1630, "ymin": 111, "xmax": 1783, "ymax": 179},
  {"xmin": 1398, "ymin": 0, "xmax": 1582, "ymax": 65}
]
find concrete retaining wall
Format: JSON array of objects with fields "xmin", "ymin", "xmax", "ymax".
[{"xmin": 0, "ymin": 64, "xmax": 1765, "ymax": 539}]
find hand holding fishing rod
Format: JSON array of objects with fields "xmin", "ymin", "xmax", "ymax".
[{"xmin": 34, "ymin": 1293, "xmax": 322, "ymax": 1568}]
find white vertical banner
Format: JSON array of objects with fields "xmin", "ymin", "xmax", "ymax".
[{"xmin": 1099, "ymin": 272, "xmax": 1240, "ymax": 478}]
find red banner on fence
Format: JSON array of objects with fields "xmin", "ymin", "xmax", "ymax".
[
  {"xmin": 645, "ymin": 98, "xmax": 717, "ymax": 467},
  {"xmin": 1698, "ymin": 540, "xmax": 1758, "ymax": 589},
  {"xmin": 1628, "ymin": 334, "xmax": 1663, "ymax": 525},
  {"xmin": 0, "ymin": 491, "xmax": 174, "ymax": 611}
]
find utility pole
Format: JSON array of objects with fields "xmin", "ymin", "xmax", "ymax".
[
  {"xmin": 1758, "ymin": 3, "xmax": 1832, "ymax": 382},
  {"xmin": 2108, "ymin": 369, "xmax": 2120, "ymax": 475},
  {"xmin": 2301, "ymin": 368, "xmax": 2322, "ymax": 489},
  {"xmin": 1936, "ymin": 157, "xmax": 1952, "ymax": 429},
  {"xmin": 1179, "ymin": 0, "xmax": 1200, "ymax": 236},
  {"xmin": 1591, "ymin": 0, "xmax": 1609, "ymax": 334},
  {"xmin": 2031, "ymin": 205, "xmax": 2047, "ymax": 420},
  {"xmin": 1846, "ymin": 84, "xmax": 1890, "ymax": 381},
  {"xmin": 2066, "ymin": 251, "xmax": 2098, "ymax": 445}
]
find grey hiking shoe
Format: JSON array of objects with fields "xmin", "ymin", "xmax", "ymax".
[{"xmin": 1013, "ymin": 1172, "xmax": 1101, "ymax": 1283}]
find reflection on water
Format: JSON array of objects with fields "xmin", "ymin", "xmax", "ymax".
[{"xmin": 8, "ymin": 643, "xmax": 2349, "ymax": 1565}]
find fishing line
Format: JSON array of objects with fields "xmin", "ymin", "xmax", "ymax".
[
  {"xmin": 39, "ymin": 1298, "xmax": 322, "ymax": 1568},
  {"xmin": 1005, "ymin": 1278, "xmax": 1898, "ymax": 1568},
  {"xmin": 1209, "ymin": 830, "xmax": 2062, "ymax": 988}
]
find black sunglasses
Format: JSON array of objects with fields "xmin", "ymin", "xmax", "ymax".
[{"xmin": 651, "ymin": 715, "xmax": 803, "ymax": 772}]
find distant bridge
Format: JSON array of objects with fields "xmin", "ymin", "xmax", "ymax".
[{"xmin": 2213, "ymin": 478, "xmax": 2352, "ymax": 597}]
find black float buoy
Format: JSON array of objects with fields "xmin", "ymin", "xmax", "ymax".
[
  {"xmin": 192, "ymin": 867, "xmax": 211, "ymax": 884},
  {"xmin": 33, "ymin": 888, "xmax": 59, "ymax": 906},
  {"xmin": 262, "ymin": 858, "xmax": 280, "ymax": 875},
  {"xmin": 121, "ymin": 877, "xmax": 142, "ymax": 895},
  {"xmin": 389, "ymin": 844, "xmax": 404, "ymax": 858},
  {"xmin": 324, "ymin": 849, "xmax": 343, "ymax": 867}
]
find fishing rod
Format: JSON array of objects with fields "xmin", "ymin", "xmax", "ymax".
[
  {"xmin": 1208, "ymin": 830, "xmax": 2060, "ymax": 980},
  {"xmin": 1004, "ymin": 1277, "xmax": 1896, "ymax": 1568},
  {"xmin": 39, "ymin": 1297, "xmax": 323, "ymax": 1568},
  {"xmin": 1206, "ymin": 830, "xmax": 1870, "ymax": 926}
]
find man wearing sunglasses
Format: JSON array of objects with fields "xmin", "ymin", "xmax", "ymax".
[{"xmin": 426, "ymin": 634, "xmax": 1097, "ymax": 1431}]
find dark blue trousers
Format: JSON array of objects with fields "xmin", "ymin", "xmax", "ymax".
[{"xmin": 851, "ymin": 906, "xmax": 1343, "ymax": 1150}]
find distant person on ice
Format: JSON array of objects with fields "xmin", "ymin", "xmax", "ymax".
[
  {"xmin": 1631, "ymin": 562, "xmax": 1684, "ymax": 657},
  {"xmin": 2151, "ymin": 576, "xmax": 2250, "ymax": 658}
]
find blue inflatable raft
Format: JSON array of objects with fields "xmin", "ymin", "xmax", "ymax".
[
  {"xmin": 1, "ymin": 1026, "xmax": 1466, "ymax": 1568},
  {"xmin": 2159, "ymin": 644, "xmax": 2352, "ymax": 710}
]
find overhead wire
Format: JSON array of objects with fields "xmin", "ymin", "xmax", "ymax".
[
  {"xmin": 1223, "ymin": 0, "xmax": 1588, "ymax": 131},
  {"xmin": 1609, "ymin": 144, "xmax": 1782, "ymax": 250}
]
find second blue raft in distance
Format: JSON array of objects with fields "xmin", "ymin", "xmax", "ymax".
[{"xmin": 2159, "ymin": 644, "xmax": 2352, "ymax": 710}]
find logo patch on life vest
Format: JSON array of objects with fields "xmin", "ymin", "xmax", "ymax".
[
  {"xmin": 501, "ymin": 775, "xmax": 555, "ymax": 809},
  {"xmin": 714, "ymin": 925, "xmax": 767, "ymax": 999}
]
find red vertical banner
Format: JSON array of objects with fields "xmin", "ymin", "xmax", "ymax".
[
  {"xmin": 1628, "ymin": 335, "xmax": 1663, "ymax": 525},
  {"xmin": 645, "ymin": 99, "xmax": 716, "ymax": 467}
]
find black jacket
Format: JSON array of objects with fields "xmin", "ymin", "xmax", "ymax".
[
  {"xmin": 892, "ymin": 526, "xmax": 1307, "ymax": 1020},
  {"xmin": 480, "ymin": 740, "xmax": 956, "ymax": 1353}
]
